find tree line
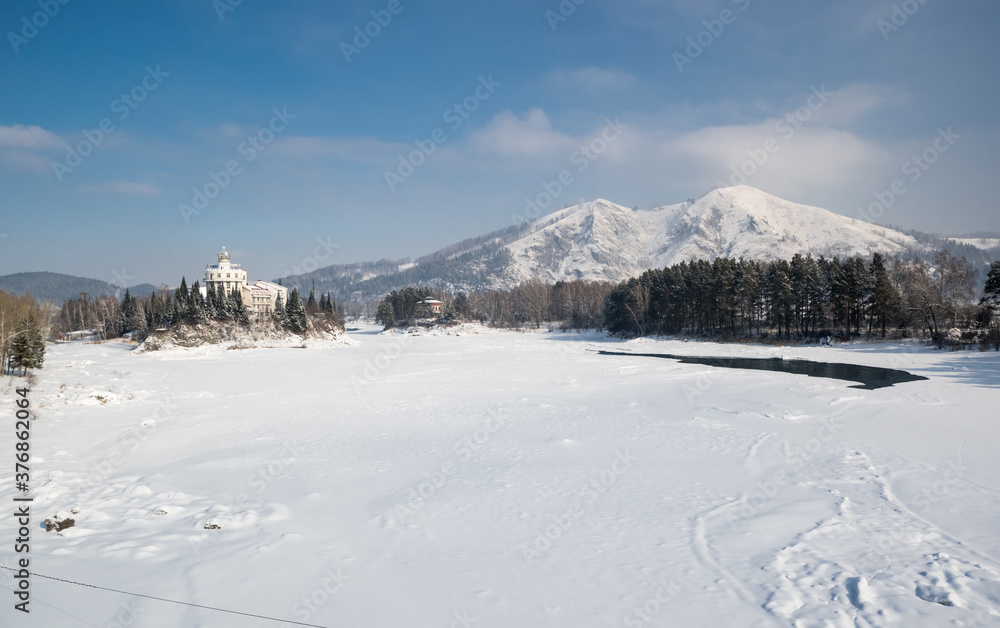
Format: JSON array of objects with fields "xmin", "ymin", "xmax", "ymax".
[
  {"xmin": 0, "ymin": 290, "xmax": 49, "ymax": 375},
  {"xmin": 375, "ymin": 280, "xmax": 614, "ymax": 330},
  {"xmin": 372, "ymin": 253, "xmax": 1000, "ymax": 350},
  {"xmin": 604, "ymin": 252, "xmax": 999, "ymax": 348},
  {"xmin": 54, "ymin": 278, "xmax": 344, "ymax": 340}
]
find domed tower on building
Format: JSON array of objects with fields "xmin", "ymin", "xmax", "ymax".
[
  {"xmin": 204, "ymin": 246, "xmax": 247, "ymax": 296},
  {"xmin": 201, "ymin": 247, "xmax": 288, "ymax": 318}
]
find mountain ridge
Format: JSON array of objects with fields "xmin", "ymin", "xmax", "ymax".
[
  {"xmin": 279, "ymin": 186, "xmax": 929, "ymax": 300},
  {"xmin": 0, "ymin": 271, "xmax": 158, "ymax": 304}
]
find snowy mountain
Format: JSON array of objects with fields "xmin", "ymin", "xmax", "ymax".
[
  {"xmin": 501, "ymin": 186, "xmax": 919, "ymax": 285},
  {"xmin": 281, "ymin": 186, "xmax": 923, "ymax": 299}
]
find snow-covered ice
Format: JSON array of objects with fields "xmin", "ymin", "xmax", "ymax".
[{"xmin": 2, "ymin": 325, "xmax": 999, "ymax": 627}]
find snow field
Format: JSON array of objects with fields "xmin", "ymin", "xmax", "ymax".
[{"xmin": 1, "ymin": 325, "xmax": 999, "ymax": 627}]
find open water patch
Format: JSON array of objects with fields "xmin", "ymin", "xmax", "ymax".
[{"xmin": 597, "ymin": 350, "xmax": 927, "ymax": 390}]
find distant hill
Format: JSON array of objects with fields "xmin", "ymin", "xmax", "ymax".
[{"xmin": 0, "ymin": 272, "xmax": 158, "ymax": 304}]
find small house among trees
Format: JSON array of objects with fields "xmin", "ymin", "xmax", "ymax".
[{"xmin": 421, "ymin": 299, "xmax": 444, "ymax": 315}]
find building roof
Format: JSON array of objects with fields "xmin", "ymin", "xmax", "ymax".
[{"xmin": 253, "ymin": 280, "xmax": 287, "ymax": 291}]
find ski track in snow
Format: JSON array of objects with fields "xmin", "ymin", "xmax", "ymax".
[{"xmin": 2, "ymin": 327, "xmax": 999, "ymax": 627}]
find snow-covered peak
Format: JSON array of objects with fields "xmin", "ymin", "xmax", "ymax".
[{"xmin": 502, "ymin": 186, "xmax": 920, "ymax": 285}]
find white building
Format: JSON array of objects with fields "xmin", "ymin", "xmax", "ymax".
[
  {"xmin": 204, "ymin": 247, "xmax": 288, "ymax": 317},
  {"xmin": 204, "ymin": 246, "xmax": 246, "ymax": 295}
]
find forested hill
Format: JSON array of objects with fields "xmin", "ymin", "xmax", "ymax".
[
  {"xmin": 275, "ymin": 224, "xmax": 525, "ymax": 302},
  {"xmin": 0, "ymin": 272, "xmax": 157, "ymax": 304}
]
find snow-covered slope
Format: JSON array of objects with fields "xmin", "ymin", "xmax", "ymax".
[{"xmin": 502, "ymin": 186, "xmax": 920, "ymax": 285}]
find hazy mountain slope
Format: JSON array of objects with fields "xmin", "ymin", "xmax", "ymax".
[{"xmin": 0, "ymin": 271, "xmax": 157, "ymax": 304}]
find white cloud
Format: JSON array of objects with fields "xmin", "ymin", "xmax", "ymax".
[
  {"xmin": 657, "ymin": 118, "xmax": 897, "ymax": 209},
  {"xmin": 0, "ymin": 124, "xmax": 63, "ymax": 150},
  {"xmin": 0, "ymin": 151, "xmax": 54, "ymax": 173},
  {"xmin": 467, "ymin": 109, "xmax": 576, "ymax": 157},
  {"xmin": 0, "ymin": 124, "xmax": 63, "ymax": 174},
  {"xmin": 810, "ymin": 83, "xmax": 908, "ymax": 126}
]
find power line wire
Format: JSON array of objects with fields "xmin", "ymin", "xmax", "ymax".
[{"xmin": 0, "ymin": 566, "xmax": 328, "ymax": 627}]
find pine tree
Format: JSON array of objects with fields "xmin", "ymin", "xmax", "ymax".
[
  {"xmin": 375, "ymin": 298, "xmax": 396, "ymax": 329},
  {"xmin": 982, "ymin": 261, "xmax": 1000, "ymax": 309},
  {"xmin": 978, "ymin": 260, "xmax": 1000, "ymax": 350},
  {"xmin": 215, "ymin": 284, "xmax": 231, "ymax": 320},
  {"xmin": 177, "ymin": 277, "xmax": 189, "ymax": 306},
  {"xmin": 187, "ymin": 281, "xmax": 205, "ymax": 323},
  {"xmin": 9, "ymin": 334, "xmax": 29, "ymax": 376},
  {"xmin": 869, "ymin": 253, "xmax": 901, "ymax": 337},
  {"xmin": 172, "ymin": 293, "xmax": 185, "ymax": 324},
  {"xmin": 10, "ymin": 313, "xmax": 43, "ymax": 375},
  {"xmin": 28, "ymin": 316, "xmax": 45, "ymax": 370},
  {"xmin": 231, "ymin": 289, "xmax": 250, "ymax": 325},
  {"xmin": 274, "ymin": 293, "xmax": 289, "ymax": 327},
  {"xmin": 286, "ymin": 288, "xmax": 307, "ymax": 333},
  {"xmin": 120, "ymin": 288, "xmax": 134, "ymax": 333},
  {"xmin": 204, "ymin": 283, "xmax": 219, "ymax": 320},
  {"xmin": 156, "ymin": 294, "xmax": 170, "ymax": 327}
]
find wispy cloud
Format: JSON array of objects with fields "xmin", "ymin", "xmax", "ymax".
[
  {"xmin": 0, "ymin": 123, "xmax": 63, "ymax": 173},
  {"xmin": 0, "ymin": 124, "xmax": 63, "ymax": 150},
  {"xmin": 78, "ymin": 180, "xmax": 164, "ymax": 196},
  {"xmin": 549, "ymin": 67, "xmax": 639, "ymax": 91},
  {"xmin": 810, "ymin": 83, "xmax": 908, "ymax": 126},
  {"xmin": 468, "ymin": 109, "xmax": 576, "ymax": 157}
]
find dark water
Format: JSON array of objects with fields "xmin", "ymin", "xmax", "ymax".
[{"xmin": 597, "ymin": 350, "xmax": 928, "ymax": 390}]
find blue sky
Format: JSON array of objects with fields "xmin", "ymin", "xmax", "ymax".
[{"xmin": 1, "ymin": 0, "xmax": 998, "ymax": 287}]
